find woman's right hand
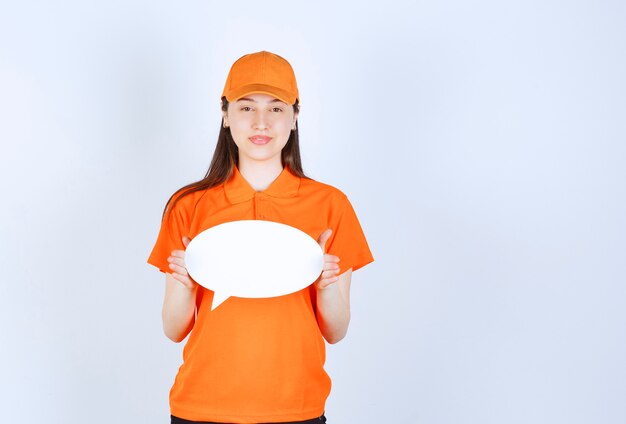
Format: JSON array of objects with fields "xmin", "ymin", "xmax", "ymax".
[{"xmin": 167, "ymin": 236, "xmax": 197, "ymax": 290}]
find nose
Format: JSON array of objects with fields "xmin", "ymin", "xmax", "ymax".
[{"xmin": 253, "ymin": 110, "xmax": 269, "ymax": 130}]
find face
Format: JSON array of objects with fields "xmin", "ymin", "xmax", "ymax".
[{"xmin": 223, "ymin": 93, "xmax": 298, "ymax": 168}]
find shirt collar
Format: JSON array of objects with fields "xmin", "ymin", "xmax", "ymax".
[{"xmin": 224, "ymin": 165, "xmax": 301, "ymax": 204}]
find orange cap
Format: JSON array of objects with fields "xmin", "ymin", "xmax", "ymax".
[{"xmin": 221, "ymin": 51, "xmax": 299, "ymax": 105}]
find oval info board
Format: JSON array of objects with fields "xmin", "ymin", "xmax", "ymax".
[{"xmin": 185, "ymin": 220, "xmax": 324, "ymax": 310}]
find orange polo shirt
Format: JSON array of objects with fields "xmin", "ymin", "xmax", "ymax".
[{"xmin": 147, "ymin": 166, "xmax": 374, "ymax": 423}]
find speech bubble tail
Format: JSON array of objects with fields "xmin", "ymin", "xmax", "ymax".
[{"xmin": 211, "ymin": 291, "xmax": 230, "ymax": 311}]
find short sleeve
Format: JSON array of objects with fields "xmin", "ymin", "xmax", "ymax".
[
  {"xmin": 325, "ymin": 195, "xmax": 374, "ymax": 274},
  {"xmin": 147, "ymin": 194, "xmax": 190, "ymax": 274}
]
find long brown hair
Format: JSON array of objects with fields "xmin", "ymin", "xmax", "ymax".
[{"xmin": 162, "ymin": 97, "xmax": 306, "ymax": 221}]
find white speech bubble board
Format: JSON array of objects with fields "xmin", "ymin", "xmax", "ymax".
[{"xmin": 185, "ymin": 220, "xmax": 324, "ymax": 310}]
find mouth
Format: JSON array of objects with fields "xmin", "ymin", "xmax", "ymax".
[{"xmin": 249, "ymin": 135, "xmax": 272, "ymax": 145}]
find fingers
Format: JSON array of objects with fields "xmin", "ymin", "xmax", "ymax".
[
  {"xmin": 168, "ymin": 242, "xmax": 195, "ymax": 289},
  {"xmin": 317, "ymin": 253, "xmax": 341, "ymax": 289},
  {"xmin": 168, "ymin": 263, "xmax": 188, "ymax": 279},
  {"xmin": 317, "ymin": 274, "xmax": 340, "ymax": 290},
  {"xmin": 170, "ymin": 250, "xmax": 185, "ymax": 261},
  {"xmin": 171, "ymin": 273, "xmax": 195, "ymax": 290},
  {"xmin": 322, "ymin": 255, "xmax": 340, "ymax": 276},
  {"xmin": 168, "ymin": 256, "xmax": 187, "ymax": 270},
  {"xmin": 167, "ymin": 257, "xmax": 188, "ymax": 278},
  {"xmin": 168, "ymin": 263, "xmax": 195, "ymax": 289},
  {"xmin": 316, "ymin": 229, "xmax": 338, "ymax": 289}
]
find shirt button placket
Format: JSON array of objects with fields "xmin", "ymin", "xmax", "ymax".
[{"xmin": 256, "ymin": 194, "xmax": 266, "ymax": 220}]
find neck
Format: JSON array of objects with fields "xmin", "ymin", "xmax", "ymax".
[{"xmin": 238, "ymin": 158, "xmax": 284, "ymax": 191}]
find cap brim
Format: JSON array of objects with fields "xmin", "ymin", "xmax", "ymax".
[{"xmin": 224, "ymin": 83, "xmax": 297, "ymax": 105}]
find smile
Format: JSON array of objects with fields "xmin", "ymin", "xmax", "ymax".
[{"xmin": 249, "ymin": 136, "xmax": 272, "ymax": 145}]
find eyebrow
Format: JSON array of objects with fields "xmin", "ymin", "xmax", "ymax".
[{"xmin": 236, "ymin": 97, "xmax": 286, "ymax": 104}]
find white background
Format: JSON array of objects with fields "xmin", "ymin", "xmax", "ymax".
[{"xmin": 1, "ymin": 1, "xmax": 625, "ymax": 423}]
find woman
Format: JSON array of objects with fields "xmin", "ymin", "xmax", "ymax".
[{"xmin": 148, "ymin": 50, "xmax": 374, "ymax": 424}]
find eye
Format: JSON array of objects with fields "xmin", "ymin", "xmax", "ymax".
[
  {"xmin": 240, "ymin": 106, "xmax": 253, "ymax": 111},
  {"xmin": 272, "ymin": 107, "xmax": 283, "ymax": 112}
]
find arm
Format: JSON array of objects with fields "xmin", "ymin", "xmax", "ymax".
[
  {"xmin": 162, "ymin": 236, "xmax": 198, "ymax": 343},
  {"xmin": 315, "ymin": 229, "xmax": 353, "ymax": 344},
  {"xmin": 315, "ymin": 268, "xmax": 352, "ymax": 344},
  {"xmin": 162, "ymin": 273, "xmax": 197, "ymax": 343}
]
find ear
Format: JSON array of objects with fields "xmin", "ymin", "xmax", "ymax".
[{"xmin": 222, "ymin": 110, "xmax": 229, "ymax": 127}]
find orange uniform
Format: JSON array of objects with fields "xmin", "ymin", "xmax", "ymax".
[{"xmin": 148, "ymin": 166, "xmax": 374, "ymax": 423}]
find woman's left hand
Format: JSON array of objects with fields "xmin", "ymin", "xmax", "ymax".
[{"xmin": 316, "ymin": 228, "xmax": 341, "ymax": 289}]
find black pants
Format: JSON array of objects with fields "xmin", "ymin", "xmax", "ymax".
[{"xmin": 171, "ymin": 413, "xmax": 327, "ymax": 424}]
